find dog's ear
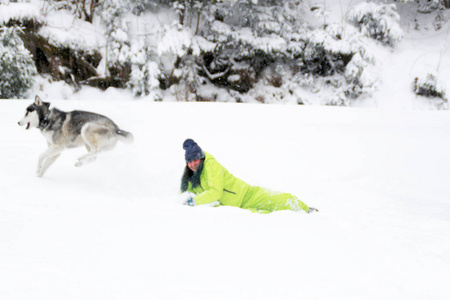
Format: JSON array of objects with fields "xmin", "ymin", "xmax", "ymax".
[{"xmin": 35, "ymin": 95, "xmax": 43, "ymax": 106}]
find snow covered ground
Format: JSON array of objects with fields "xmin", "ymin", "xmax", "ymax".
[{"xmin": 1, "ymin": 100, "xmax": 450, "ymax": 300}]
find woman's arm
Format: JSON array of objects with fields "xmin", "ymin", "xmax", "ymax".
[{"xmin": 194, "ymin": 159, "xmax": 224, "ymax": 205}]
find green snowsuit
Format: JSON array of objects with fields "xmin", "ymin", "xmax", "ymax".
[{"xmin": 186, "ymin": 152, "xmax": 309, "ymax": 213}]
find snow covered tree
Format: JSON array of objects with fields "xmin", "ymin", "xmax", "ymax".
[
  {"xmin": 347, "ymin": 2, "xmax": 403, "ymax": 46},
  {"xmin": 98, "ymin": 0, "xmax": 131, "ymax": 80},
  {"xmin": 0, "ymin": 26, "xmax": 36, "ymax": 99},
  {"xmin": 127, "ymin": 41, "xmax": 162, "ymax": 99},
  {"xmin": 156, "ymin": 25, "xmax": 215, "ymax": 100},
  {"xmin": 170, "ymin": 53, "xmax": 203, "ymax": 101}
]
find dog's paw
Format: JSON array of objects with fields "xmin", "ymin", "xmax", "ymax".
[
  {"xmin": 36, "ymin": 167, "xmax": 44, "ymax": 177},
  {"xmin": 75, "ymin": 155, "xmax": 96, "ymax": 167}
]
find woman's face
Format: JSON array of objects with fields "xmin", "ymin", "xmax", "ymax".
[{"xmin": 187, "ymin": 159, "xmax": 202, "ymax": 172}]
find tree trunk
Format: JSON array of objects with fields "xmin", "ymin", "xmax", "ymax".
[{"xmin": 179, "ymin": 7, "xmax": 185, "ymax": 26}]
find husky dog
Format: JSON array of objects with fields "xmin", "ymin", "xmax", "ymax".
[{"xmin": 18, "ymin": 96, "xmax": 134, "ymax": 177}]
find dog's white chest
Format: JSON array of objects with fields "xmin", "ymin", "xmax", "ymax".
[{"xmin": 41, "ymin": 130, "xmax": 54, "ymax": 144}]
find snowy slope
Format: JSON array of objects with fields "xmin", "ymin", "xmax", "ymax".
[{"xmin": 1, "ymin": 100, "xmax": 450, "ymax": 300}]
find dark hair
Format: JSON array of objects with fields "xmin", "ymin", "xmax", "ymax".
[{"xmin": 180, "ymin": 158, "xmax": 204, "ymax": 192}]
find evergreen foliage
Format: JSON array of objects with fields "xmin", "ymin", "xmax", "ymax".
[
  {"xmin": 347, "ymin": 2, "xmax": 403, "ymax": 46},
  {"xmin": 99, "ymin": 0, "xmax": 131, "ymax": 77},
  {"xmin": 413, "ymin": 74, "xmax": 447, "ymax": 100},
  {"xmin": 0, "ymin": 26, "xmax": 36, "ymax": 99},
  {"xmin": 127, "ymin": 42, "xmax": 162, "ymax": 99},
  {"xmin": 412, "ymin": 73, "xmax": 448, "ymax": 109}
]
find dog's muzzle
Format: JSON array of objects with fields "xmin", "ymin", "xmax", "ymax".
[{"xmin": 18, "ymin": 121, "xmax": 31, "ymax": 130}]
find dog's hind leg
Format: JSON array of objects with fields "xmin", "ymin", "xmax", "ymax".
[
  {"xmin": 37, "ymin": 146, "xmax": 62, "ymax": 177},
  {"xmin": 75, "ymin": 123, "xmax": 117, "ymax": 167},
  {"xmin": 75, "ymin": 126, "xmax": 99, "ymax": 167},
  {"xmin": 75, "ymin": 151, "xmax": 97, "ymax": 167}
]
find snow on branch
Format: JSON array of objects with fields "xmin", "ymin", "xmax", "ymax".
[
  {"xmin": 202, "ymin": 64, "xmax": 230, "ymax": 80},
  {"xmin": 0, "ymin": 2, "xmax": 43, "ymax": 24},
  {"xmin": 347, "ymin": 2, "xmax": 403, "ymax": 46}
]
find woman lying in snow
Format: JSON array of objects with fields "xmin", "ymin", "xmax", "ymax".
[{"xmin": 180, "ymin": 139, "xmax": 318, "ymax": 214}]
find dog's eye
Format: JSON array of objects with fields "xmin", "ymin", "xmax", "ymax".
[{"xmin": 25, "ymin": 112, "xmax": 29, "ymax": 116}]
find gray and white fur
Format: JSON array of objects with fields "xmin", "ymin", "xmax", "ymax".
[{"xmin": 18, "ymin": 95, "xmax": 134, "ymax": 177}]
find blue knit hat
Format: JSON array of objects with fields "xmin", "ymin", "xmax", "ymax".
[{"xmin": 183, "ymin": 139, "xmax": 205, "ymax": 162}]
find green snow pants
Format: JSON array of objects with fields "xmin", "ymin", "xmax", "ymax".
[{"xmin": 240, "ymin": 186, "xmax": 309, "ymax": 213}]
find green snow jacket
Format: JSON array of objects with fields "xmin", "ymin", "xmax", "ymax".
[{"xmin": 186, "ymin": 152, "xmax": 250, "ymax": 207}]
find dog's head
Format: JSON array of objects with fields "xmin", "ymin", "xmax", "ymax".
[{"xmin": 18, "ymin": 95, "xmax": 51, "ymax": 130}]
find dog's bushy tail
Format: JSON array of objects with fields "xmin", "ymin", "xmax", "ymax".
[{"xmin": 116, "ymin": 129, "xmax": 134, "ymax": 144}]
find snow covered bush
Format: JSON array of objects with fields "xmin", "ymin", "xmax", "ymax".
[
  {"xmin": 243, "ymin": 26, "xmax": 378, "ymax": 106},
  {"xmin": 347, "ymin": 2, "xmax": 403, "ymax": 46},
  {"xmin": 416, "ymin": 0, "xmax": 441, "ymax": 13},
  {"xmin": 412, "ymin": 74, "xmax": 447, "ymax": 108},
  {"xmin": 204, "ymin": 20, "xmax": 286, "ymax": 92},
  {"xmin": 297, "ymin": 25, "xmax": 354, "ymax": 76},
  {"xmin": 343, "ymin": 50, "xmax": 377, "ymax": 99},
  {"xmin": 284, "ymin": 24, "xmax": 378, "ymax": 105},
  {"xmin": 198, "ymin": 0, "xmax": 308, "ymax": 93},
  {"xmin": 0, "ymin": 26, "xmax": 36, "ymax": 99}
]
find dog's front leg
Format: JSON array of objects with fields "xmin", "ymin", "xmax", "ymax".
[{"xmin": 37, "ymin": 146, "xmax": 62, "ymax": 177}]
